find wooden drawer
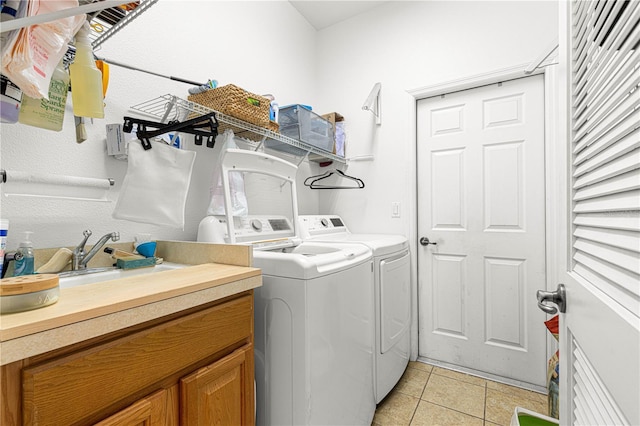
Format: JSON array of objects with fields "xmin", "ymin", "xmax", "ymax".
[{"xmin": 22, "ymin": 294, "xmax": 253, "ymax": 425}]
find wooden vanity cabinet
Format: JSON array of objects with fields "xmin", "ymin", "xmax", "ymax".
[{"xmin": 1, "ymin": 291, "xmax": 255, "ymax": 426}]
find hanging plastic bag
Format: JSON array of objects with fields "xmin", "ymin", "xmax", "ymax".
[
  {"xmin": 207, "ymin": 130, "xmax": 248, "ymax": 216},
  {"xmin": 1, "ymin": 1, "xmax": 84, "ymax": 99},
  {"xmin": 113, "ymin": 141, "xmax": 196, "ymax": 229},
  {"xmin": 0, "ymin": 1, "xmax": 28, "ymax": 55}
]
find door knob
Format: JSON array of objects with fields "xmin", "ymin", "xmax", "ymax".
[
  {"xmin": 419, "ymin": 237, "xmax": 437, "ymax": 246},
  {"xmin": 536, "ymin": 284, "xmax": 566, "ymax": 314}
]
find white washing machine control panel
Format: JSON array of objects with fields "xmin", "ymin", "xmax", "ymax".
[
  {"xmin": 198, "ymin": 215, "xmax": 298, "ymax": 248},
  {"xmin": 298, "ymin": 215, "xmax": 349, "ymax": 238}
]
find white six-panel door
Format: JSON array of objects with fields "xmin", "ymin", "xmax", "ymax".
[{"xmin": 416, "ymin": 75, "xmax": 547, "ymax": 387}]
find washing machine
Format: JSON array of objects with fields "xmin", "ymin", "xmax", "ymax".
[
  {"xmin": 197, "ymin": 149, "xmax": 376, "ymax": 425},
  {"xmin": 298, "ymin": 215, "xmax": 411, "ymax": 403}
]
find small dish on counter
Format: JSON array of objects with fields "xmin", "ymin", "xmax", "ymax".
[{"xmin": 0, "ymin": 274, "xmax": 60, "ymax": 314}]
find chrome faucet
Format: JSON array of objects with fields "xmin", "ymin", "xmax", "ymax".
[{"xmin": 72, "ymin": 230, "xmax": 120, "ymax": 270}]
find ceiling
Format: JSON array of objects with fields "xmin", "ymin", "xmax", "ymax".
[{"xmin": 289, "ymin": 1, "xmax": 389, "ymax": 30}]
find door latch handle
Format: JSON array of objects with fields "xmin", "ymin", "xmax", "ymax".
[
  {"xmin": 420, "ymin": 237, "xmax": 437, "ymax": 246},
  {"xmin": 536, "ymin": 284, "xmax": 566, "ymax": 314}
]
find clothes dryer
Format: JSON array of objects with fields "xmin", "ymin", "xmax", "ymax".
[
  {"xmin": 197, "ymin": 149, "xmax": 376, "ymax": 425},
  {"xmin": 298, "ymin": 215, "xmax": 411, "ymax": 403}
]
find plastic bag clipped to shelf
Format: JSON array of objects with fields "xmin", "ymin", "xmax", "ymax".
[
  {"xmin": 113, "ymin": 140, "xmax": 196, "ymax": 229},
  {"xmin": 1, "ymin": 0, "xmax": 84, "ymax": 99},
  {"xmin": 207, "ymin": 130, "xmax": 248, "ymax": 217}
]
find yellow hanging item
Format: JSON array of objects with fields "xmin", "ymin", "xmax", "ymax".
[{"xmin": 95, "ymin": 60, "xmax": 109, "ymax": 97}]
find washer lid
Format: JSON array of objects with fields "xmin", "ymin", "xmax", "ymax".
[
  {"xmin": 218, "ymin": 149, "xmax": 300, "ymax": 244},
  {"xmin": 252, "ymin": 242, "xmax": 372, "ymax": 279},
  {"xmin": 298, "ymin": 214, "xmax": 408, "ymax": 256},
  {"xmin": 307, "ymin": 233, "xmax": 408, "ymax": 257}
]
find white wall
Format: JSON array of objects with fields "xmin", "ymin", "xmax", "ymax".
[
  {"xmin": 0, "ymin": 0, "xmax": 319, "ymax": 250},
  {"xmin": 313, "ymin": 1, "xmax": 558, "ymax": 237},
  {"xmin": 0, "ymin": 0, "xmax": 558, "ymax": 254}
]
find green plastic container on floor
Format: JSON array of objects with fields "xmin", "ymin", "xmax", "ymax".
[
  {"xmin": 518, "ymin": 413, "xmax": 557, "ymax": 426},
  {"xmin": 511, "ymin": 407, "xmax": 559, "ymax": 426}
]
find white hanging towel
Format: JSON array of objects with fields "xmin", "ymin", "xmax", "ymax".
[{"xmin": 113, "ymin": 141, "xmax": 196, "ymax": 229}]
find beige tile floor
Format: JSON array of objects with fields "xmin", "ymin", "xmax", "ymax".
[{"xmin": 372, "ymin": 361, "xmax": 549, "ymax": 426}]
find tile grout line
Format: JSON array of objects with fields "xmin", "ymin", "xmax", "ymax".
[
  {"xmin": 483, "ymin": 381, "xmax": 488, "ymax": 423},
  {"xmin": 392, "ymin": 363, "xmax": 547, "ymax": 425},
  {"xmin": 401, "ymin": 370, "xmax": 487, "ymax": 425},
  {"xmin": 407, "ymin": 370, "xmax": 430, "ymax": 425}
]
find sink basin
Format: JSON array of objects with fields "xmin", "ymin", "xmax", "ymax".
[{"xmin": 59, "ymin": 262, "xmax": 187, "ymax": 289}]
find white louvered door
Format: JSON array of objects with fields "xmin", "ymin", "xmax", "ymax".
[{"xmin": 555, "ymin": 1, "xmax": 640, "ymax": 425}]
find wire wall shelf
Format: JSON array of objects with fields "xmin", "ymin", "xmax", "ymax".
[
  {"xmin": 3, "ymin": 1, "xmax": 159, "ymax": 66},
  {"xmin": 63, "ymin": 0, "xmax": 159, "ymax": 65},
  {"xmin": 130, "ymin": 95, "xmax": 346, "ymax": 164},
  {"xmin": 87, "ymin": 0, "xmax": 159, "ymax": 50}
]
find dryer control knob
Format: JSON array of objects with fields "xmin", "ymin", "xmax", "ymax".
[
  {"xmin": 321, "ymin": 218, "xmax": 329, "ymax": 227},
  {"xmin": 251, "ymin": 219, "xmax": 263, "ymax": 231}
]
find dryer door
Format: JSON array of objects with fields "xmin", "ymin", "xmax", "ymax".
[{"xmin": 380, "ymin": 250, "xmax": 411, "ymax": 353}]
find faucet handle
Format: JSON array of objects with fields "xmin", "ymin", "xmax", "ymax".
[{"xmin": 76, "ymin": 230, "xmax": 92, "ymax": 251}]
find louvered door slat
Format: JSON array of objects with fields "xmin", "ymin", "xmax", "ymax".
[
  {"xmin": 574, "ymin": 14, "xmax": 599, "ymax": 82},
  {"xmin": 574, "ymin": 2, "xmax": 639, "ymax": 100},
  {"xmin": 574, "ymin": 238, "xmax": 640, "ymax": 274},
  {"xmin": 573, "ymin": 254, "xmax": 638, "ymax": 295},
  {"xmin": 573, "ymin": 263, "xmax": 639, "ymax": 315},
  {"xmin": 574, "ymin": 50, "xmax": 640, "ymax": 129},
  {"xmin": 574, "ymin": 134, "xmax": 639, "ymax": 181},
  {"xmin": 573, "ymin": 169, "xmax": 640, "ymax": 200},
  {"xmin": 574, "ymin": 0, "xmax": 619, "ymax": 92},
  {"xmin": 573, "ymin": 373, "xmax": 605, "ymax": 426},
  {"xmin": 574, "ymin": 190, "xmax": 640, "ymax": 213},
  {"xmin": 574, "ymin": 226, "xmax": 640, "ymax": 254},
  {"xmin": 571, "ymin": 340, "xmax": 628, "ymax": 425},
  {"xmin": 574, "ymin": 95, "xmax": 639, "ymax": 153},
  {"xmin": 574, "ymin": 115, "xmax": 639, "ymax": 164},
  {"xmin": 573, "ymin": 1, "xmax": 602, "ymax": 77},
  {"xmin": 574, "ymin": 90, "xmax": 640, "ymax": 150},
  {"xmin": 573, "ymin": 213, "xmax": 640, "ymax": 232}
]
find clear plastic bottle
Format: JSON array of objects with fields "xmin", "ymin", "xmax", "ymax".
[
  {"xmin": 0, "ymin": 75, "xmax": 21, "ymax": 123},
  {"xmin": 19, "ymin": 59, "xmax": 70, "ymax": 131},
  {"xmin": 0, "ymin": 1, "xmax": 23, "ymax": 124},
  {"xmin": 14, "ymin": 231, "xmax": 35, "ymax": 276},
  {"xmin": 0, "ymin": 219, "xmax": 8, "ymax": 278},
  {"xmin": 70, "ymin": 23, "xmax": 104, "ymax": 118}
]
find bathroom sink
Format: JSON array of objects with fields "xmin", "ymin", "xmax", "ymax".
[{"xmin": 58, "ymin": 262, "xmax": 187, "ymax": 289}]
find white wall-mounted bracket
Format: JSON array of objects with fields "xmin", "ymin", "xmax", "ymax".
[{"xmin": 362, "ymin": 82, "xmax": 382, "ymax": 125}]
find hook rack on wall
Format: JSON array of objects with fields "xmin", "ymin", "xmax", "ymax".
[
  {"xmin": 304, "ymin": 169, "xmax": 365, "ymax": 190},
  {"xmin": 122, "ymin": 112, "xmax": 219, "ymax": 150}
]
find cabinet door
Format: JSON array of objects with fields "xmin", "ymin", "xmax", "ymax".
[
  {"xmin": 180, "ymin": 344, "xmax": 254, "ymax": 426},
  {"xmin": 22, "ymin": 294, "xmax": 253, "ymax": 425},
  {"xmin": 93, "ymin": 387, "xmax": 177, "ymax": 426}
]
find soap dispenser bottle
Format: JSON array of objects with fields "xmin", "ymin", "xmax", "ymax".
[
  {"xmin": 69, "ymin": 22, "xmax": 104, "ymax": 118},
  {"xmin": 14, "ymin": 231, "xmax": 35, "ymax": 276}
]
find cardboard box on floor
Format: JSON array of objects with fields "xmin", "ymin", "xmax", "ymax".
[{"xmin": 309, "ymin": 112, "xmax": 345, "ymax": 165}]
